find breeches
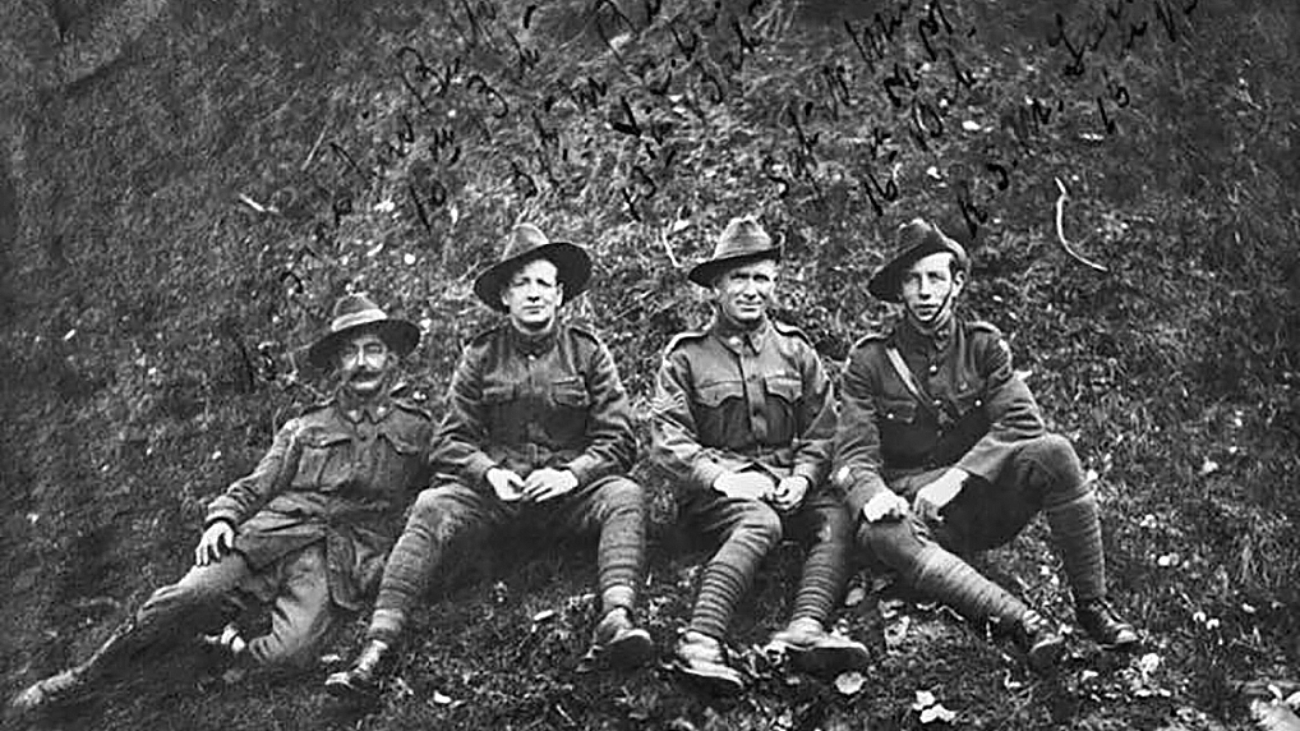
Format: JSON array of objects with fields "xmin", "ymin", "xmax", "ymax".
[
  {"xmin": 866, "ymin": 433, "xmax": 1088, "ymax": 558},
  {"xmin": 131, "ymin": 541, "xmax": 338, "ymax": 668},
  {"xmin": 370, "ymin": 474, "xmax": 646, "ymax": 640}
]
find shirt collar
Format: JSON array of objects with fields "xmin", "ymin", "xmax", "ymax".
[
  {"xmin": 336, "ymin": 388, "xmax": 395, "ymax": 424},
  {"xmin": 711, "ymin": 314, "xmax": 770, "ymax": 354},
  {"xmin": 898, "ymin": 315, "xmax": 955, "ymax": 356},
  {"xmin": 507, "ymin": 321, "xmax": 559, "ymax": 357}
]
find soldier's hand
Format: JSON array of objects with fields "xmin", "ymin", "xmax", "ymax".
[
  {"xmin": 912, "ymin": 469, "xmax": 968, "ymax": 525},
  {"xmin": 195, "ymin": 521, "xmax": 235, "ymax": 567},
  {"xmin": 486, "ymin": 467, "xmax": 526, "ymax": 502},
  {"xmin": 523, "ymin": 468, "xmax": 578, "ymax": 502},
  {"xmin": 861, "ymin": 491, "xmax": 909, "ymax": 523},
  {"xmin": 713, "ymin": 471, "xmax": 776, "ymax": 502},
  {"xmin": 772, "ymin": 476, "xmax": 811, "ymax": 513}
]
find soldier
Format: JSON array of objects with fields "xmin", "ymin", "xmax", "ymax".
[
  {"xmin": 651, "ymin": 217, "xmax": 869, "ymax": 695},
  {"xmin": 10, "ymin": 293, "xmax": 433, "ymax": 713},
  {"xmin": 326, "ymin": 223, "xmax": 651, "ymax": 701},
  {"xmin": 834, "ymin": 218, "xmax": 1139, "ymax": 671}
]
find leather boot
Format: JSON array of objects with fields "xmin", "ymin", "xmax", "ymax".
[
  {"xmin": 670, "ymin": 630, "xmax": 746, "ymax": 696},
  {"xmin": 324, "ymin": 639, "xmax": 392, "ymax": 703},
  {"xmin": 765, "ymin": 617, "xmax": 871, "ymax": 677},
  {"xmin": 1076, "ymin": 597, "xmax": 1139, "ymax": 649},
  {"xmin": 586, "ymin": 607, "xmax": 654, "ymax": 670},
  {"xmin": 1009, "ymin": 610, "xmax": 1065, "ymax": 673}
]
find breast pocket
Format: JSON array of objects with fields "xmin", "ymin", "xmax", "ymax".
[
  {"xmin": 551, "ymin": 377, "xmax": 591, "ymax": 409},
  {"xmin": 763, "ymin": 373, "xmax": 803, "ymax": 405},
  {"xmin": 295, "ymin": 430, "xmax": 352, "ymax": 490},
  {"xmin": 694, "ymin": 379, "xmax": 745, "ymax": 446},
  {"xmin": 877, "ymin": 397, "xmax": 918, "ymax": 425},
  {"xmin": 378, "ymin": 430, "xmax": 427, "ymax": 493}
]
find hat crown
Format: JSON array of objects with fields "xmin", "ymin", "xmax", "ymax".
[
  {"xmin": 894, "ymin": 218, "xmax": 968, "ymax": 265},
  {"xmin": 499, "ymin": 223, "xmax": 553, "ymax": 262},
  {"xmin": 328, "ymin": 293, "xmax": 388, "ymax": 333},
  {"xmin": 711, "ymin": 217, "xmax": 773, "ymax": 260}
]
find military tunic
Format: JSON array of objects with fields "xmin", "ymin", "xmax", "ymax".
[
  {"xmin": 835, "ymin": 317, "xmax": 1045, "ymax": 522},
  {"xmin": 205, "ymin": 393, "xmax": 434, "ymax": 609},
  {"xmin": 652, "ymin": 317, "xmax": 835, "ymax": 489}
]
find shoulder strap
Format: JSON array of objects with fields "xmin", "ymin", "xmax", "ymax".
[{"xmin": 884, "ymin": 346, "xmax": 940, "ymax": 419}]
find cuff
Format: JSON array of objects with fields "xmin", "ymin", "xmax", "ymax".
[
  {"xmin": 791, "ymin": 464, "xmax": 821, "ymax": 491},
  {"xmin": 692, "ymin": 460, "xmax": 728, "ymax": 492},
  {"xmin": 465, "ymin": 453, "xmax": 498, "ymax": 487},
  {"xmin": 204, "ymin": 512, "xmax": 240, "ymax": 530},
  {"xmin": 565, "ymin": 455, "xmax": 600, "ymax": 487}
]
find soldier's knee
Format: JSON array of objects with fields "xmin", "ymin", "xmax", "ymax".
[
  {"xmin": 597, "ymin": 476, "xmax": 645, "ymax": 510},
  {"xmin": 737, "ymin": 503, "xmax": 784, "ymax": 546},
  {"xmin": 409, "ymin": 486, "xmax": 459, "ymax": 528},
  {"xmin": 860, "ymin": 519, "xmax": 929, "ymax": 574},
  {"xmin": 1025, "ymin": 434, "xmax": 1081, "ymax": 474}
]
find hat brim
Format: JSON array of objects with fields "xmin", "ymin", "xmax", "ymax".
[
  {"xmin": 306, "ymin": 319, "xmax": 421, "ymax": 370},
  {"xmin": 473, "ymin": 242, "xmax": 592, "ymax": 312},
  {"xmin": 867, "ymin": 239, "xmax": 969, "ymax": 303},
  {"xmin": 687, "ymin": 247, "xmax": 782, "ymax": 287}
]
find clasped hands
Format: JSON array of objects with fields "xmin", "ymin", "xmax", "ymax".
[
  {"xmin": 861, "ymin": 468, "xmax": 969, "ymax": 524},
  {"xmin": 486, "ymin": 466, "xmax": 578, "ymax": 503},
  {"xmin": 712, "ymin": 471, "xmax": 809, "ymax": 513}
]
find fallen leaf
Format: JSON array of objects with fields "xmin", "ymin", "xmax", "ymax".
[
  {"xmin": 432, "ymin": 690, "xmax": 453, "ymax": 705},
  {"xmin": 835, "ymin": 672, "xmax": 866, "ymax": 696},
  {"xmin": 885, "ymin": 616, "xmax": 911, "ymax": 648},
  {"xmin": 912, "ymin": 689, "xmax": 937, "ymax": 710},
  {"xmin": 920, "ymin": 704, "xmax": 957, "ymax": 724},
  {"xmin": 1138, "ymin": 652, "xmax": 1161, "ymax": 676},
  {"xmin": 961, "ymin": 120, "xmax": 982, "ymax": 131},
  {"xmin": 844, "ymin": 586, "xmax": 866, "ymax": 607}
]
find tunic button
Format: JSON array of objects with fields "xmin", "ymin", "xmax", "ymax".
[{"xmin": 929, "ymin": 364, "xmax": 939, "ymax": 375}]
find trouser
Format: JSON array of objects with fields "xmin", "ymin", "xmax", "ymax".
[
  {"xmin": 367, "ymin": 474, "xmax": 646, "ymax": 642},
  {"xmin": 75, "ymin": 541, "xmax": 338, "ymax": 680},
  {"xmin": 859, "ymin": 434, "xmax": 1106, "ymax": 624},
  {"xmin": 678, "ymin": 488, "xmax": 854, "ymax": 640}
]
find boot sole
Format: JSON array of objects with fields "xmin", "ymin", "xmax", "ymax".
[
  {"xmin": 788, "ymin": 643, "xmax": 872, "ymax": 677},
  {"xmin": 1026, "ymin": 635, "xmax": 1066, "ymax": 673},
  {"xmin": 603, "ymin": 629, "xmax": 655, "ymax": 670},
  {"xmin": 323, "ymin": 674, "xmax": 380, "ymax": 705},
  {"xmin": 669, "ymin": 660, "xmax": 746, "ymax": 696}
]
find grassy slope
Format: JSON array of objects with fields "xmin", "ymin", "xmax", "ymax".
[{"xmin": 2, "ymin": 0, "xmax": 1298, "ymax": 729}]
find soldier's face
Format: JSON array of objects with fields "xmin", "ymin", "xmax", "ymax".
[
  {"xmin": 900, "ymin": 252, "xmax": 964, "ymax": 327},
  {"xmin": 714, "ymin": 259, "xmax": 778, "ymax": 326},
  {"xmin": 337, "ymin": 332, "xmax": 395, "ymax": 398},
  {"xmin": 501, "ymin": 258, "xmax": 563, "ymax": 332}
]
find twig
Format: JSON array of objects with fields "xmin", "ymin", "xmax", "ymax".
[
  {"xmin": 660, "ymin": 224, "xmax": 682, "ymax": 269},
  {"xmin": 301, "ymin": 119, "xmax": 330, "ymax": 172},
  {"xmin": 1053, "ymin": 177, "xmax": 1109, "ymax": 273},
  {"xmin": 236, "ymin": 193, "xmax": 279, "ymax": 215}
]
